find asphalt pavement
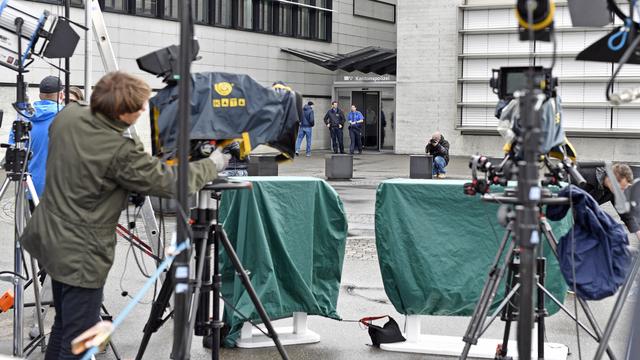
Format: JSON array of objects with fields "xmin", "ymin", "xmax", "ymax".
[{"xmin": 0, "ymin": 151, "xmax": 636, "ymax": 359}]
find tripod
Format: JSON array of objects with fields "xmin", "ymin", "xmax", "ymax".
[
  {"xmin": 136, "ymin": 179, "xmax": 289, "ymax": 360},
  {"xmin": 0, "ymin": 122, "xmax": 47, "ymax": 357},
  {"xmin": 460, "ymin": 191, "xmax": 617, "ymax": 360}
]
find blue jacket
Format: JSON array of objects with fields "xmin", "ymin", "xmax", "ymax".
[
  {"xmin": 547, "ymin": 185, "xmax": 631, "ymax": 300},
  {"xmin": 348, "ymin": 111, "xmax": 364, "ymax": 127},
  {"xmin": 301, "ymin": 104, "xmax": 314, "ymax": 127},
  {"xmin": 10, "ymin": 100, "xmax": 62, "ymax": 198}
]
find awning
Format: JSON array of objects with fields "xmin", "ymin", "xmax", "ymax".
[{"xmin": 281, "ymin": 46, "xmax": 396, "ymax": 75}]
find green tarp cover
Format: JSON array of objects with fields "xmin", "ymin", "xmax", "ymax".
[
  {"xmin": 375, "ymin": 179, "xmax": 571, "ymax": 316},
  {"xmin": 218, "ymin": 176, "xmax": 348, "ymax": 346}
]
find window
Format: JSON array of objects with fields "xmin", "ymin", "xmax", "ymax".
[
  {"xmin": 136, "ymin": 0, "xmax": 156, "ymax": 16},
  {"xmin": 278, "ymin": 4, "xmax": 293, "ymax": 36},
  {"xmin": 233, "ymin": 0, "xmax": 252, "ymax": 29},
  {"xmin": 164, "ymin": 0, "xmax": 178, "ymax": 19},
  {"xmin": 297, "ymin": 6, "xmax": 310, "ymax": 38},
  {"xmin": 194, "ymin": 0, "xmax": 209, "ymax": 23},
  {"xmin": 214, "ymin": 0, "xmax": 232, "ymax": 27},
  {"xmin": 353, "ymin": 0, "xmax": 395, "ymax": 24},
  {"xmin": 257, "ymin": 0, "xmax": 273, "ymax": 33},
  {"xmin": 26, "ymin": 0, "xmax": 332, "ymax": 42},
  {"xmin": 102, "ymin": 0, "xmax": 127, "ymax": 12}
]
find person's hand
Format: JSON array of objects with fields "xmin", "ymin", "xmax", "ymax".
[
  {"xmin": 209, "ymin": 147, "xmax": 231, "ymax": 172},
  {"xmin": 339, "ymin": 124, "xmax": 343, "ymax": 128},
  {"xmin": 635, "ymin": 230, "xmax": 640, "ymax": 240},
  {"xmin": 326, "ymin": 124, "xmax": 330, "ymax": 128}
]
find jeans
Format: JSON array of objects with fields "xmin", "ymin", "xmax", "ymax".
[
  {"xmin": 295, "ymin": 127, "xmax": 312, "ymax": 155},
  {"xmin": 433, "ymin": 156, "xmax": 447, "ymax": 175},
  {"xmin": 330, "ymin": 127, "xmax": 344, "ymax": 153},
  {"xmin": 349, "ymin": 125, "xmax": 362, "ymax": 154},
  {"xmin": 45, "ymin": 279, "xmax": 103, "ymax": 360}
]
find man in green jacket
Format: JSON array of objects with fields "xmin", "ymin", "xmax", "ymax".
[{"xmin": 21, "ymin": 71, "xmax": 229, "ymax": 360}]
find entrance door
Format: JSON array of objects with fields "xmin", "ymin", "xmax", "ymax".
[{"xmin": 351, "ymin": 91, "xmax": 380, "ymax": 150}]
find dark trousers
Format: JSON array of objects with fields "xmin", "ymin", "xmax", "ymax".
[
  {"xmin": 45, "ymin": 279, "xmax": 103, "ymax": 360},
  {"xmin": 349, "ymin": 126, "xmax": 362, "ymax": 154},
  {"xmin": 330, "ymin": 127, "xmax": 344, "ymax": 153}
]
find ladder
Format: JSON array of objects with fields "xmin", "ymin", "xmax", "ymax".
[{"xmin": 87, "ymin": 0, "xmax": 161, "ymax": 258}]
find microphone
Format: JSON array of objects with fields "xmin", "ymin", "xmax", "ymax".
[{"xmin": 609, "ymin": 86, "xmax": 640, "ymax": 105}]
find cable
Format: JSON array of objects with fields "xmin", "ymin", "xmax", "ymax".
[
  {"xmin": 0, "ymin": 271, "xmax": 28, "ymax": 281},
  {"xmin": 567, "ymin": 182, "xmax": 583, "ymax": 360},
  {"xmin": 606, "ymin": 34, "xmax": 640, "ymax": 100}
]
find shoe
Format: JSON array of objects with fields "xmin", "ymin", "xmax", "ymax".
[
  {"xmin": 306, "ymin": 153, "xmax": 311, "ymax": 157},
  {"xmin": 340, "ymin": 151, "xmax": 346, "ymax": 154},
  {"xmin": 358, "ymin": 151, "xmax": 362, "ymax": 154},
  {"xmin": 295, "ymin": 152, "xmax": 299, "ymax": 157},
  {"xmin": 437, "ymin": 174, "xmax": 447, "ymax": 179}
]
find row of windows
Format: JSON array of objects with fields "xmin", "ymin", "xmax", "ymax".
[{"xmin": 35, "ymin": 0, "xmax": 333, "ymax": 42}]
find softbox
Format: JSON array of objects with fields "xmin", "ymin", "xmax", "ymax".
[{"xmin": 150, "ymin": 72, "xmax": 301, "ymax": 161}]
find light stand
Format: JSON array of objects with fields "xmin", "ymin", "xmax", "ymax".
[
  {"xmin": 171, "ymin": 0, "xmax": 194, "ymax": 358},
  {"xmin": 64, "ymin": 0, "xmax": 70, "ymax": 105}
]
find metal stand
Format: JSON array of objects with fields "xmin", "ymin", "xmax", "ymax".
[
  {"xmin": 460, "ymin": 194, "xmax": 616, "ymax": 360},
  {"xmin": 135, "ymin": 180, "xmax": 289, "ymax": 360},
  {"xmin": 0, "ymin": 16, "xmax": 47, "ymax": 358},
  {"xmin": 593, "ymin": 232, "xmax": 640, "ymax": 359}
]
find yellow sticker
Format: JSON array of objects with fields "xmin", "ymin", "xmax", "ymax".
[
  {"xmin": 213, "ymin": 99, "xmax": 221, "ymax": 107},
  {"xmin": 230, "ymin": 98, "xmax": 238, "ymax": 107},
  {"xmin": 214, "ymin": 82, "xmax": 233, "ymax": 96},
  {"xmin": 221, "ymin": 98, "xmax": 229, "ymax": 107},
  {"xmin": 238, "ymin": 98, "xmax": 246, "ymax": 106}
]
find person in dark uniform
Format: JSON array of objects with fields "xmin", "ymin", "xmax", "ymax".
[{"xmin": 323, "ymin": 101, "xmax": 346, "ymax": 154}]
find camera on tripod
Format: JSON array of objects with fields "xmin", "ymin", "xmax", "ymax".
[
  {"xmin": 0, "ymin": 116, "xmax": 35, "ymax": 176},
  {"xmin": 490, "ymin": 66, "xmax": 557, "ymax": 101}
]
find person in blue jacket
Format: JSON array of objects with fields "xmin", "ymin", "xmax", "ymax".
[
  {"xmin": 296, "ymin": 101, "xmax": 315, "ymax": 157},
  {"xmin": 347, "ymin": 104, "xmax": 364, "ymax": 154},
  {"xmin": 9, "ymin": 76, "xmax": 64, "ymax": 200}
]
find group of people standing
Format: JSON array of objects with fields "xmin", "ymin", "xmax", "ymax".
[{"xmin": 295, "ymin": 101, "xmax": 365, "ymax": 156}]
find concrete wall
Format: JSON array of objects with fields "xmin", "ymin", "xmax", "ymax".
[
  {"xmin": 396, "ymin": 0, "xmax": 640, "ymax": 162},
  {"xmin": 0, "ymin": 0, "xmax": 396, "ymax": 153},
  {"xmin": 395, "ymin": 0, "xmax": 461, "ymax": 154}
]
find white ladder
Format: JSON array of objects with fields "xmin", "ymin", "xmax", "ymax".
[{"xmin": 86, "ymin": 0, "xmax": 161, "ymax": 258}]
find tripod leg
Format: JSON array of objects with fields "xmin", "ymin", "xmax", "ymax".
[
  {"xmin": 135, "ymin": 270, "xmax": 175, "ymax": 360},
  {"xmin": 461, "ymin": 227, "xmax": 514, "ymax": 359},
  {"xmin": 536, "ymin": 257, "xmax": 546, "ymax": 360},
  {"xmin": 29, "ymin": 257, "xmax": 46, "ymax": 352},
  {"xmin": 0, "ymin": 177, "xmax": 12, "ymax": 201},
  {"xmin": 541, "ymin": 219, "xmax": 617, "ymax": 360},
  {"xmin": 593, "ymin": 248, "xmax": 640, "ymax": 360},
  {"xmin": 217, "ymin": 226, "xmax": 290, "ymax": 360}
]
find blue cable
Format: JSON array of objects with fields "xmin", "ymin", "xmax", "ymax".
[
  {"xmin": 609, "ymin": 18, "xmax": 633, "ymax": 51},
  {"xmin": 80, "ymin": 241, "xmax": 190, "ymax": 360}
]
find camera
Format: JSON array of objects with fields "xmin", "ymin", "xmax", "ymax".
[
  {"xmin": 490, "ymin": 66, "xmax": 556, "ymax": 100},
  {"xmin": 430, "ymin": 138, "xmax": 438, "ymax": 145}
]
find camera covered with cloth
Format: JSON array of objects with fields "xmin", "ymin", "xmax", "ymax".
[{"xmin": 149, "ymin": 72, "xmax": 301, "ymax": 163}]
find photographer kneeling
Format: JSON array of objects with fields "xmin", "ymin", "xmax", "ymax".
[
  {"xmin": 425, "ymin": 131, "xmax": 450, "ymax": 179},
  {"xmin": 21, "ymin": 71, "xmax": 229, "ymax": 360}
]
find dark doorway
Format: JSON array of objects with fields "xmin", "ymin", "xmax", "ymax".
[{"xmin": 351, "ymin": 91, "xmax": 380, "ymax": 150}]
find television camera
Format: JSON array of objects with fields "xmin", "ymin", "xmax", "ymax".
[{"xmin": 137, "ymin": 44, "xmax": 302, "ymax": 163}]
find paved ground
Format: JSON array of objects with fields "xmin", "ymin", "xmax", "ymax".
[{"xmin": 0, "ymin": 151, "xmax": 636, "ymax": 359}]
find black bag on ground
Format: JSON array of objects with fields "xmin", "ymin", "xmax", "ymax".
[{"xmin": 360, "ymin": 316, "xmax": 406, "ymax": 347}]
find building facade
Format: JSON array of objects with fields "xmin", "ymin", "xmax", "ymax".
[
  {"xmin": 0, "ymin": 0, "xmax": 396, "ymax": 152},
  {"xmin": 397, "ymin": 0, "xmax": 640, "ymax": 162}
]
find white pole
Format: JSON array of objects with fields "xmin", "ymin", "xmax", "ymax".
[{"xmin": 84, "ymin": 0, "xmax": 92, "ymax": 101}]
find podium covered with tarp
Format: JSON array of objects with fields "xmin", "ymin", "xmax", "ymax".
[
  {"xmin": 375, "ymin": 179, "xmax": 572, "ymax": 316},
  {"xmin": 218, "ymin": 176, "xmax": 348, "ymax": 346}
]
